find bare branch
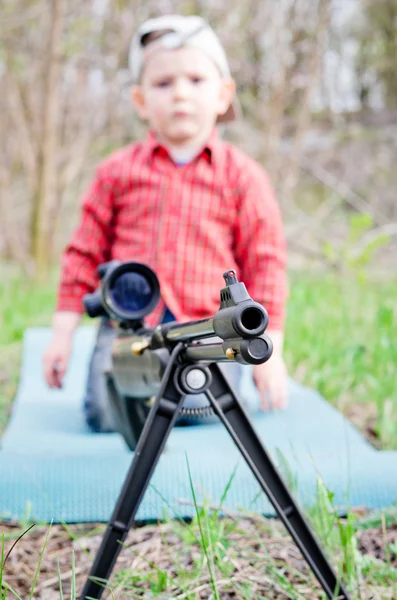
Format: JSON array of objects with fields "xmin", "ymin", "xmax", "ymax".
[{"xmin": 5, "ymin": 70, "xmax": 38, "ymax": 191}]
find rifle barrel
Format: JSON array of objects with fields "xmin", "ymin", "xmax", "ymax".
[
  {"xmin": 161, "ymin": 318, "xmax": 215, "ymax": 343},
  {"xmin": 183, "ymin": 343, "xmax": 228, "ymax": 362}
]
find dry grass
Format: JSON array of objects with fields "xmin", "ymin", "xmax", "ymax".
[{"xmin": 1, "ymin": 514, "xmax": 397, "ymax": 599}]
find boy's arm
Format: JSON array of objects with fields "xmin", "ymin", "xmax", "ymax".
[
  {"xmin": 44, "ymin": 169, "xmax": 114, "ymax": 388},
  {"xmin": 43, "ymin": 311, "xmax": 82, "ymax": 388},
  {"xmin": 234, "ymin": 163, "xmax": 288, "ymax": 409},
  {"xmin": 252, "ymin": 328, "xmax": 287, "ymax": 410},
  {"xmin": 56, "ymin": 169, "xmax": 115, "ymax": 314}
]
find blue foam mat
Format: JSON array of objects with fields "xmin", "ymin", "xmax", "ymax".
[{"xmin": 0, "ymin": 327, "xmax": 396, "ymax": 524}]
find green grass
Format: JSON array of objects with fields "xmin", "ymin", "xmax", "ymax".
[
  {"xmin": 284, "ymin": 272, "xmax": 397, "ymax": 448},
  {"xmin": 0, "ymin": 269, "xmax": 58, "ymax": 346}
]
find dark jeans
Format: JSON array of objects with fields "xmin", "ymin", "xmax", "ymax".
[{"xmin": 83, "ymin": 316, "xmax": 256, "ymax": 433}]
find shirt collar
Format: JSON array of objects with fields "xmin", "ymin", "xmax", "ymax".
[{"xmin": 143, "ymin": 128, "xmax": 222, "ymax": 167}]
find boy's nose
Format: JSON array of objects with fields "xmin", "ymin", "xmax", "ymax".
[{"xmin": 172, "ymin": 78, "xmax": 191, "ymax": 99}]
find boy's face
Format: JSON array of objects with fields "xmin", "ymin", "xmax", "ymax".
[{"xmin": 131, "ymin": 46, "xmax": 235, "ymax": 146}]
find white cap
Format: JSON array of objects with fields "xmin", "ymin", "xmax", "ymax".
[{"xmin": 128, "ymin": 14, "xmax": 239, "ymax": 123}]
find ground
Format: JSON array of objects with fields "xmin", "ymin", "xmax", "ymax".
[{"xmin": 2, "ymin": 514, "xmax": 397, "ymax": 599}]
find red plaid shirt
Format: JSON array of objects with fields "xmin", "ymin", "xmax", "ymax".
[{"xmin": 57, "ymin": 129, "xmax": 287, "ymax": 329}]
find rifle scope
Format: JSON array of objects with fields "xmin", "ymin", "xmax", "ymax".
[{"xmin": 83, "ymin": 261, "xmax": 160, "ymax": 323}]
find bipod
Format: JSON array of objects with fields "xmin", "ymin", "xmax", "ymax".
[{"xmin": 80, "ymin": 343, "xmax": 351, "ymax": 600}]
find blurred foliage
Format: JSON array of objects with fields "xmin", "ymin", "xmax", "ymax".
[{"xmin": 323, "ymin": 213, "xmax": 391, "ymax": 281}]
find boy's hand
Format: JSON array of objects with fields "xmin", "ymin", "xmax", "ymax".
[
  {"xmin": 43, "ymin": 334, "xmax": 73, "ymax": 388},
  {"xmin": 43, "ymin": 311, "xmax": 81, "ymax": 388},
  {"xmin": 252, "ymin": 352, "xmax": 288, "ymax": 411}
]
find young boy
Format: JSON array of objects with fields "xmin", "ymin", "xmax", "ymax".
[{"xmin": 43, "ymin": 14, "xmax": 289, "ymax": 433}]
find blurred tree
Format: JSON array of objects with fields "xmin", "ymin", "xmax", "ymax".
[
  {"xmin": 0, "ymin": 0, "xmax": 140, "ymax": 277},
  {"xmin": 30, "ymin": 0, "xmax": 63, "ymax": 279},
  {"xmin": 354, "ymin": 0, "xmax": 397, "ymax": 109}
]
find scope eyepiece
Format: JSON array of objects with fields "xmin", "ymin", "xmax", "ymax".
[{"xmin": 83, "ymin": 261, "xmax": 160, "ymax": 324}]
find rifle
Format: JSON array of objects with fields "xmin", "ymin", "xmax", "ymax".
[{"xmin": 80, "ymin": 261, "xmax": 351, "ymax": 600}]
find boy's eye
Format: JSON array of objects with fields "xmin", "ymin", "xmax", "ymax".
[
  {"xmin": 155, "ymin": 79, "xmax": 172, "ymax": 88},
  {"xmin": 153, "ymin": 75, "xmax": 204, "ymax": 87}
]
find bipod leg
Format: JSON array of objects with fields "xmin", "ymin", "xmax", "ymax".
[
  {"xmin": 205, "ymin": 363, "xmax": 351, "ymax": 600},
  {"xmin": 80, "ymin": 343, "xmax": 186, "ymax": 600}
]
